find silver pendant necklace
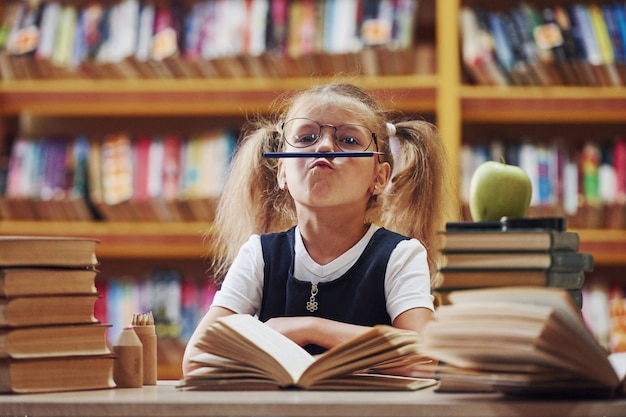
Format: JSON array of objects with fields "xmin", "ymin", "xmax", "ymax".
[{"xmin": 306, "ymin": 283, "xmax": 319, "ymax": 312}]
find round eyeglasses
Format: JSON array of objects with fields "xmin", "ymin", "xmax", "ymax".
[{"xmin": 281, "ymin": 118, "xmax": 378, "ymax": 153}]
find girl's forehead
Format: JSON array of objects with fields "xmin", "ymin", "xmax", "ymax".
[{"xmin": 289, "ymin": 103, "xmax": 370, "ymax": 125}]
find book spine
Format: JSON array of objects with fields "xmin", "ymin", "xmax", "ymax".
[{"xmin": 546, "ymin": 271, "xmax": 585, "ymax": 290}]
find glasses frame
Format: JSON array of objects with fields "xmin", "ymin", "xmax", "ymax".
[{"xmin": 281, "ymin": 118, "xmax": 379, "ymax": 153}]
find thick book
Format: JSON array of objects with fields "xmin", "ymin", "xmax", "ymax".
[
  {"xmin": 437, "ymin": 269, "xmax": 585, "ymax": 290},
  {"xmin": 0, "ymin": 236, "xmax": 98, "ymax": 267},
  {"xmin": 422, "ymin": 287, "xmax": 626, "ymax": 398},
  {"xmin": 0, "ymin": 354, "xmax": 115, "ymax": 393},
  {"xmin": 0, "ymin": 295, "xmax": 98, "ymax": 327},
  {"xmin": 440, "ymin": 230, "xmax": 580, "ymax": 252},
  {"xmin": 442, "ymin": 251, "xmax": 594, "ymax": 272},
  {"xmin": 0, "ymin": 323, "xmax": 111, "ymax": 359},
  {"xmin": 0, "ymin": 267, "xmax": 97, "ymax": 297},
  {"xmin": 445, "ymin": 217, "xmax": 567, "ymax": 232},
  {"xmin": 179, "ymin": 314, "xmax": 438, "ymax": 391}
]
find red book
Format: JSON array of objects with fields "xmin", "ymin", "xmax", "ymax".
[
  {"xmin": 161, "ymin": 134, "xmax": 182, "ymax": 201},
  {"xmin": 614, "ymin": 137, "xmax": 626, "ymax": 203}
]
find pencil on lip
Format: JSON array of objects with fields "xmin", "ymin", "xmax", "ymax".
[{"xmin": 263, "ymin": 152, "xmax": 384, "ymax": 158}]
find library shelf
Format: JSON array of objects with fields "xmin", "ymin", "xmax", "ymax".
[
  {"xmin": 0, "ymin": 76, "xmax": 438, "ymax": 117},
  {"xmin": 460, "ymin": 86, "xmax": 626, "ymax": 123},
  {"xmin": 0, "ymin": 221, "xmax": 213, "ymax": 259}
]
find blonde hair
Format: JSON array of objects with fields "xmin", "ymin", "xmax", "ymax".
[{"xmin": 207, "ymin": 83, "xmax": 457, "ymax": 289}]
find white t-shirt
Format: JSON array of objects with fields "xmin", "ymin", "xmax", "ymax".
[{"xmin": 212, "ymin": 224, "xmax": 434, "ymax": 321}]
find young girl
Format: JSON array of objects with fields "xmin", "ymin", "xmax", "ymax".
[{"xmin": 183, "ymin": 82, "xmax": 456, "ymax": 375}]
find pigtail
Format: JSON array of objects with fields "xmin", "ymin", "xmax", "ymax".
[
  {"xmin": 208, "ymin": 120, "xmax": 296, "ymax": 283},
  {"xmin": 380, "ymin": 120, "xmax": 458, "ymax": 289}
]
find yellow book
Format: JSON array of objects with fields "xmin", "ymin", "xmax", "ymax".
[{"xmin": 588, "ymin": 4, "xmax": 614, "ymax": 64}]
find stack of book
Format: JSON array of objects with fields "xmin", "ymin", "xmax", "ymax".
[
  {"xmin": 435, "ymin": 218, "xmax": 594, "ymax": 308},
  {"xmin": 422, "ymin": 287, "xmax": 626, "ymax": 398},
  {"xmin": 0, "ymin": 236, "xmax": 115, "ymax": 394}
]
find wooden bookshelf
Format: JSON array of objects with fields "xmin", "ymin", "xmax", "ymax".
[
  {"xmin": 0, "ymin": 0, "xmax": 624, "ymax": 266},
  {"xmin": 0, "ymin": 76, "xmax": 437, "ymax": 116},
  {"xmin": 1, "ymin": 0, "xmax": 625, "ymax": 381},
  {"xmin": 460, "ymin": 86, "xmax": 626, "ymax": 123},
  {"xmin": 0, "ymin": 221, "xmax": 212, "ymax": 259}
]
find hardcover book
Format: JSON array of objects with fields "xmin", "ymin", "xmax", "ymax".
[
  {"xmin": 0, "ymin": 236, "xmax": 98, "ymax": 267},
  {"xmin": 0, "ymin": 267, "xmax": 97, "ymax": 297},
  {"xmin": 441, "ymin": 251, "xmax": 594, "ymax": 272},
  {"xmin": 437, "ymin": 269, "xmax": 585, "ymax": 290},
  {"xmin": 0, "ymin": 295, "xmax": 99, "ymax": 327},
  {"xmin": 0, "ymin": 355, "xmax": 115, "ymax": 393},
  {"xmin": 0, "ymin": 323, "xmax": 111, "ymax": 359},
  {"xmin": 440, "ymin": 230, "xmax": 580, "ymax": 252}
]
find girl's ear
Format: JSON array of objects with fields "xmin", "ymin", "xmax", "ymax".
[
  {"xmin": 372, "ymin": 161, "xmax": 391, "ymax": 195},
  {"xmin": 277, "ymin": 161, "xmax": 288, "ymax": 190}
]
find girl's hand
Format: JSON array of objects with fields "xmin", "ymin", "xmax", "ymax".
[
  {"xmin": 264, "ymin": 316, "xmax": 370, "ymax": 350},
  {"xmin": 264, "ymin": 316, "xmax": 316, "ymax": 347}
]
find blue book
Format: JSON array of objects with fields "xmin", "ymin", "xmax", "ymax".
[
  {"xmin": 489, "ymin": 11, "xmax": 515, "ymax": 76},
  {"xmin": 614, "ymin": 3, "xmax": 626, "ymax": 63},
  {"xmin": 602, "ymin": 4, "xmax": 624, "ymax": 64},
  {"xmin": 571, "ymin": 4, "xmax": 602, "ymax": 65}
]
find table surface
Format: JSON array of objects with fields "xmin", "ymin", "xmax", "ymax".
[{"xmin": 0, "ymin": 381, "xmax": 625, "ymax": 417}]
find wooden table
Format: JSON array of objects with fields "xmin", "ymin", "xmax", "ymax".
[{"xmin": 0, "ymin": 381, "xmax": 625, "ymax": 417}]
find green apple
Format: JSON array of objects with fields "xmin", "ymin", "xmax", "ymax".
[{"xmin": 469, "ymin": 160, "xmax": 533, "ymax": 221}]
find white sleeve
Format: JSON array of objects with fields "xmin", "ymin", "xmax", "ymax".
[
  {"xmin": 385, "ymin": 238, "xmax": 435, "ymax": 321},
  {"xmin": 210, "ymin": 235, "xmax": 265, "ymax": 315}
]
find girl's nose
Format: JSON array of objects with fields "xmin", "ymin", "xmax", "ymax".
[{"xmin": 315, "ymin": 126, "xmax": 338, "ymax": 152}]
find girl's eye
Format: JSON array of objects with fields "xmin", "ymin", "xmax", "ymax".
[
  {"xmin": 294, "ymin": 134, "xmax": 319, "ymax": 144},
  {"xmin": 338, "ymin": 136, "xmax": 361, "ymax": 148}
]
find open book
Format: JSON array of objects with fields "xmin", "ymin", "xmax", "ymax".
[
  {"xmin": 422, "ymin": 287, "xmax": 626, "ymax": 398},
  {"xmin": 179, "ymin": 314, "xmax": 438, "ymax": 391}
]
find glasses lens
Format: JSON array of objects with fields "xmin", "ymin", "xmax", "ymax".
[
  {"xmin": 283, "ymin": 119, "xmax": 373, "ymax": 152},
  {"xmin": 283, "ymin": 119, "xmax": 320, "ymax": 148},
  {"xmin": 335, "ymin": 125, "xmax": 373, "ymax": 151}
]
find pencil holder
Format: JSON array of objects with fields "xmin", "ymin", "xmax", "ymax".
[
  {"xmin": 113, "ymin": 327, "xmax": 143, "ymax": 388},
  {"xmin": 132, "ymin": 312, "xmax": 157, "ymax": 385}
]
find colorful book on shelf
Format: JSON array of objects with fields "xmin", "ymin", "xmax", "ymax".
[
  {"xmin": 0, "ymin": 354, "xmax": 115, "ymax": 393},
  {"xmin": 131, "ymin": 135, "xmax": 165, "ymax": 221},
  {"xmin": 459, "ymin": 5, "xmax": 508, "ymax": 86},
  {"xmin": 68, "ymin": 136, "xmax": 95, "ymax": 221},
  {"xmin": 571, "ymin": 3, "xmax": 609, "ymax": 85},
  {"xmin": 553, "ymin": 5, "xmax": 588, "ymax": 85},
  {"xmin": 35, "ymin": 1, "xmax": 62, "ymax": 79},
  {"xmin": 615, "ymin": 4, "xmax": 626, "ymax": 75},
  {"xmin": 51, "ymin": 4, "xmax": 77, "ymax": 69},
  {"xmin": 588, "ymin": 3, "xmax": 622, "ymax": 86},
  {"xmin": 522, "ymin": 3, "xmax": 564, "ymax": 85},
  {"xmin": 100, "ymin": 132, "xmax": 136, "ymax": 221},
  {"xmin": 422, "ymin": 287, "xmax": 626, "ymax": 398},
  {"xmin": 180, "ymin": 313, "xmax": 437, "ymax": 391},
  {"xmin": 508, "ymin": 4, "xmax": 551, "ymax": 86},
  {"xmin": 539, "ymin": 6, "xmax": 580, "ymax": 85},
  {"xmin": 4, "ymin": 137, "xmax": 37, "ymax": 220}
]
